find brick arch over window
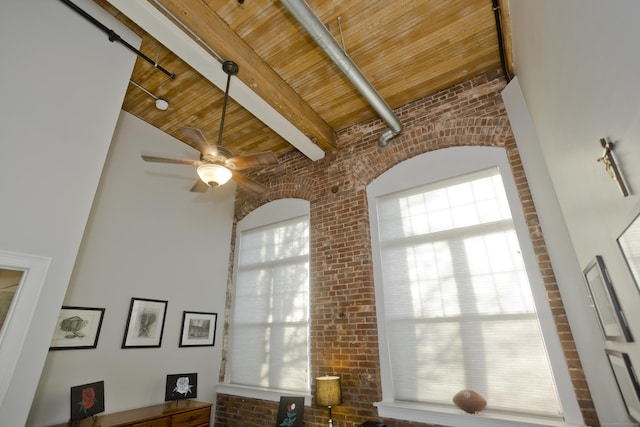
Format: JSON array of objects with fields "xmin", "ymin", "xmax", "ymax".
[
  {"xmin": 336, "ymin": 116, "xmax": 515, "ymax": 189},
  {"xmin": 234, "ymin": 174, "xmax": 319, "ymax": 220},
  {"xmin": 222, "ymin": 70, "xmax": 598, "ymax": 427}
]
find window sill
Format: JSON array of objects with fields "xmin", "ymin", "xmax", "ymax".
[
  {"xmin": 216, "ymin": 384, "xmax": 312, "ymax": 406},
  {"xmin": 374, "ymin": 401, "xmax": 586, "ymax": 427}
]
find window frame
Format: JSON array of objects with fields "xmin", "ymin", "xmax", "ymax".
[
  {"xmin": 367, "ymin": 147, "xmax": 583, "ymax": 427},
  {"xmin": 220, "ymin": 198, "xmax": 312, "ymax": 405}
]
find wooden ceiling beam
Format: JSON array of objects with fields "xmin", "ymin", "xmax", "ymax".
[
  {"xmin": 152, "ymin": 0, "xmax": 336, "ymax": 151},
  {"xmin": 106, "ymin": 0, "xmax": 328, "ymax": 160}
]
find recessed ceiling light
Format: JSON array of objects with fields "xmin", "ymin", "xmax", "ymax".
[{"xmin": 155, "ymin": 98, "xmax": 169, "ymax": 111}]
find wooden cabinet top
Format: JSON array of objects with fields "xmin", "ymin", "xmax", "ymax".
[{"xmin": 49, "ymin": 400, "xmax": 212, "ymax": 427}]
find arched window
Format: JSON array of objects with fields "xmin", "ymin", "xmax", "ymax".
[
  {"xmin": 222, "ymin": 199, "xmax": 311, "ymax": 402},
  {"xmin": 368, "ymin": 147, "xmax": 578, "ymax": 426}
]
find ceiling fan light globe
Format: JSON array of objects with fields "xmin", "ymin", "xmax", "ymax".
[{"xmin": 197, "ymin": 164, "xmax": 232, "ymax": 187}]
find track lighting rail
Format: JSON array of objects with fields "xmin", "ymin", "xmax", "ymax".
[{"xmin": 59, "ymin": 0, "xmax": 176, "ymax": 80}]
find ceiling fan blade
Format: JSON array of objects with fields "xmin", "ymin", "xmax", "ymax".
[
  {"xmin": 141, "ymin": 155, "xmax": 200, "ymax": 166},
  {"xmin": 231, "ymin": 170, "xmax": 267, "ymax": 194},
  {"xmin": 227, "ymin": 152, "xmax": 279, "ymax": 170},
  {"xmin": 190, "ymin": 179, "xmax": 209, "ymax": 193},
  {"xmin": 180, "ymin": 126, "xmax": 216, "ymax": 156}
]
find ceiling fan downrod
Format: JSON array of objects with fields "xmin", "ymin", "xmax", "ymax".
[
  {"xmin": 216, "ymin": 60, "xmax": 239, "ymax": 148},
  {"xmin": 140, "ymin": 58, "xmax": 278, "ymax": 195}
]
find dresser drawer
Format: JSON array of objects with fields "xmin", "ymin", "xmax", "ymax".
[
  {"xmin": 171, "ymin": 406, "xmax": 211, "ymax": 426},
  {"xmin": 131, "ymin": 417, "xmax": 170, "ymax": 427}
]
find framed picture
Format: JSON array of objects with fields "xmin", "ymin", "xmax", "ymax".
[
  {"xmin": 122, "ymin": 297, "xmax": 168, "ymax": 348},
  {"xmin": 179, "ymin": 311, "xmax": 217, "ymax": 347},
  {"xmin": 583, "ymin": 256, "xmax": 632, "ymax": 342},
  {"xmin": 165, "ymin": 373, "xmax": 198, "ymax": 401},
  {"xmin": 276, "ymin": 396, "xmax": 305, "ymax": 427},
  {"xmin": 50, "ymin": 306, "xmax": 105, "ymax": 350},
  {"xmin": 606, "ymin": 350, "xmax": 640, "ymax": 422},
  {"xmin": 618, "ymin": 211, "xmax": 640, "ymax": 291},
  {"xmin": 70, "ymin": 380, "xmax": 105, "ymax": 421}
]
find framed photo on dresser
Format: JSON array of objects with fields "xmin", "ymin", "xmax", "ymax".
[
  {"xmin": 70, "ymin": 380, "xmax": 105, "ymax": 421},
  {"xmin": 165, "ymin": 373, "xmax": 198, "ymax": 401}
]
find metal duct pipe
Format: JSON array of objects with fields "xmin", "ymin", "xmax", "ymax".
[
  {"xmin": 491, "ymin": 0, "xmax": 511, "ymax": 83},
  {"xmin": 280, "ymin": 0, "xmax": 402, "ymax": 148}
]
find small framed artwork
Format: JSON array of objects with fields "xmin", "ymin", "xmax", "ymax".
[
  {"xmin": 165, "ymin": 373, "xmax": 198, "ymax": 401},
  {"xmin": 50, "ymin": 306, "xmax": 105, "ymax": 350},
  {"xmin": 606, "ymin": 350, "xmax": 640, "ymax": 422},
  {"xmin": 70, "ymin": 380, "xmax": 105, "ymax": 421},
  {"xmin": 276, "ymin": 396, "xmax": 305, "ymax": 427},
  {"xmin": 583, "ymin": 256, "xmax": 632, "ymax": 342},
  {"xmin": 122, "ymin": 297, "xmax": 168, "ymax": 349},
  {"xmin": 179, "ymin": 311, "xmax": 217, "ymax": 347},
  {"xmin": 618, "ymin": 211, "xmax": 640, "ymax": 291}
]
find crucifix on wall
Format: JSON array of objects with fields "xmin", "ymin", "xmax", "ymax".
[{"xmin": 597, "ymin": 138, "xmax": 630, "ymax": 197}]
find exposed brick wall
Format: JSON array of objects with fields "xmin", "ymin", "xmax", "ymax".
[{"xmin": 216, "ymin": 69, "xmax": 599, "ymax": 427}]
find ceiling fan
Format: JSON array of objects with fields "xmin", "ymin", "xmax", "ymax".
[{"xmin": 141, "ymin": 60, "xmax": 279, "ymax": 194}]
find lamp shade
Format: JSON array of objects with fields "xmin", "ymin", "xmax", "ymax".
[
  {"xmin": 197, "ymin": 164, "xmax": 232, "ymax": 187},
  {"xmin": 316, "ymin": 376, "xmax": 342, "ymax": 407}
]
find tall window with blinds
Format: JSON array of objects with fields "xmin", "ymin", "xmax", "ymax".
[
  {"xmin": 373, "ymin": 166, "xmax": 562, "ymax": 419},
  {"xmin": 228, "ymin": 213, "xmax": 310, "ymax": 394}
]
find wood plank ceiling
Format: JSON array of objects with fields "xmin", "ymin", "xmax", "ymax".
[{"xmin": 95, "ymin": 0, "xmax": 512, "ymax": 164}]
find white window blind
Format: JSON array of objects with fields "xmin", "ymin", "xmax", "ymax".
[
  {"xmin": 375, "ymin": 167, "xmax": 562, "ymax": 418},
  {"xmin": 228, "ymin": 214, "xmax": 310, "ymax": 393}
]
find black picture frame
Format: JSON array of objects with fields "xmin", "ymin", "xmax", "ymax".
[
  {"xmin": 276, "ymin": 396, "xmax": 305, "ymax": 427},
  {"xmin": 606, "ymin": 350, "xmax": 640, "ymax": 422},
  {"xmin": 618, "ymin": 211, "xmax": 640, "ymax": 292},
  {"xmin": 70, "ymin": 380, "xmax": 105, "ymax": 421},
  {"xmin": 179, "ymin": 311, "xmax": 217, "ymax": 347},
  {"xmin": 50, "ymin": 306, "xmax": 105, "ymax": 350},
  {"xmin": 583, "ymin": 256, "xmax": 632, "ymax": 342},
  {"xmin": 165, "ymin": 373, "xmax": 198, "ymax": 401},
  {"xmin": 122, "ymin": 297, "xmax": 168, "ymax": 348}
]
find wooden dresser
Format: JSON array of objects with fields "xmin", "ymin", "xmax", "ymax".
[{"xmin": 50, "ymin": 400, "xmax": 211, "ymax": 427}]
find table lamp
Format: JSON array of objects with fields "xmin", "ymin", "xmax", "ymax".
[{"xmin": 316, "ymin": 375, "xmax": 342, "ymax": 427}]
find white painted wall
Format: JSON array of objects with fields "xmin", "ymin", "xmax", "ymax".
[
  {"xmin": 27, "ymin": 111, "xmax": 234, "ymax": 426},
  {"xmin": 0, "ymin": 0, "xmax": 137, "ymax": 424},
  {"xmin": 1, "ymin": 1, "xmax": 234, "ymax": 425},
  {"xmin": 505, "ymin": 1, "xmax": 640, "ymax": 425}
]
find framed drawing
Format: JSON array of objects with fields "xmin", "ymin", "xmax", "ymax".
[
  {"xmin": 618, "ymin": 211, "xmax": 640, "ymax": 291},
  {"xmin": 276, "ymin": 396, "xmax": 305, "ymax": 427},
  {"xmin": 165, "ymin": 373, "xmax": 198, "ymax": 401},
  {"xmin": 583, "ymin": 256, "xmax": 632, "ymax": 342},
  {"xmin": 50, "ymin": 306, "xmax": 105, "ymax": 350},
  {"xmin": 606, "ymin": 350, "xmax": 640, "ymax": 422},
  {"xmin": 70, "ymin": 380, "xmax": 105, "ymax": 421},
  {"xmin": 122, "ymin": 297, "xmax": 168, "ymax": 348},
  {"xmin": 179, "ymin": 311, "xmax": 217, "ymax": 347}
]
